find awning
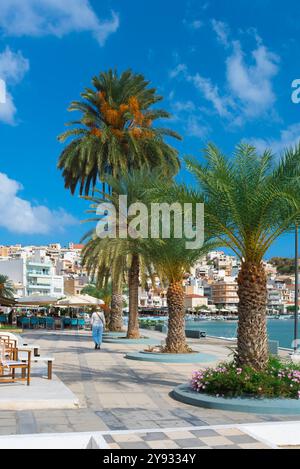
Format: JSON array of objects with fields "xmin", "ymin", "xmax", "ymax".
[{"xmin": 16, "ymin": 295, "xmax": 59, "ymax": 306}]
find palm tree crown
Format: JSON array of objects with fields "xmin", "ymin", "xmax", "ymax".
[
  {"xmin": 58, "ymin": 69, "xmax": 181, "ymax": 195},
  {"xmin": 186, "ymin": 143, "xmax": 300, "ymax": 262}
]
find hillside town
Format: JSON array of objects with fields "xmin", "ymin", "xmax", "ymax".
[{"xmin": 0, "ymin": 243, "xmax": 295, "ymax": 316}]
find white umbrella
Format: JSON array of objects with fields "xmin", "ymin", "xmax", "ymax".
[
  {"xmin": 16, "ymin": 295, "xmax": 59, "ymax": 306},
  {"xmin": 57, "ymin": 294, "xmax": 104, "ymax": 307}
]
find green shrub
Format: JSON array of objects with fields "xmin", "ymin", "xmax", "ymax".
[{"xmin": 191, "ymin": 357, "xmax": 300, "ymax": 399}]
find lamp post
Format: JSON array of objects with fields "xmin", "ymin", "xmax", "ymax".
[{"xmin": 295, "ymin": 224, "xmax": 299, "ymax": 353}]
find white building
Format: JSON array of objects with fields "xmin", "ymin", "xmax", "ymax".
[{"xmin": 0, "ymin": 250, "xmax": 64, "ymax": 298}]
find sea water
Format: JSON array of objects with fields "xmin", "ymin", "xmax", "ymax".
[{"xmin": 185, "ymin": 319, "xmax": 297, "ymax": 349}]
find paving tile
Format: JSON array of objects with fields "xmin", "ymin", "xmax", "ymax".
[
  {"xmin": 109, "ymin": 443, "xmax": 121, "ymax": 449},
  {"xmin": 113, "ymin": 434, "xmax": 143, "ymax": 443},
  {"xmin": 142, "ymin": 432, "xmax": 171, "ymax": 441},
  {"xmin": 147, "ymin": 440, "xmax": 180, "ymax": 449},
  {"xmin": 213, "ymin": 445, "xmax": 241, "ymax": 449},
  {"xmin": 164, "ymin": 430, "xmax": 197, "ymax": 439},
  {"xmin": 217, "ymin": 428, "xmax": 245, "ymax": 436},
  {"xmin": 229, "ymin": 434, "xmax": 261, "ymax": 444},
  {"xmin": 175, "ymin": 438, "xmax": 206, "ymax": 448},
  {"xmin": 119, "ymin": 442, "xmax": 151, "ymax": 449},
  {"xmin": 199, "ymin": 436, "xmax": 235, "ymax": 446},
  {"xmin": 103, "ymin": 435, "xmax": 115, "ymax": 443},
  {"xmin": 191, "ymin": 429, "xmax": 219, "ymax": 437}
]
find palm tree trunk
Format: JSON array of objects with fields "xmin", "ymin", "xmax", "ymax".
[
  {"xmin": 165, "ymin": 281, "xmax": 189, "ymax": 353},
  {"xmin": 109, "ymin": 279, "xmax": 123, "ymax": 332},
  {"xmin": 237, "ymin": 261, "xmax": 268, "ymax": 370},
  {"xmin": 127, "ymin": 254, "xmax": 140, "ymax": 339},
  {"xmin": 102, "ymin": 306, "xmax": 111, "ymax": 330}
]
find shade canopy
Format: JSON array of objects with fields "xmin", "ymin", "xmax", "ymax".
[
  {"xmin": 56, "ymin": 294, "xmax": 104, "ymax": 307},
  {"xmin": 16, "ymin": 295, "xmax": 59, "ymax": 306}
]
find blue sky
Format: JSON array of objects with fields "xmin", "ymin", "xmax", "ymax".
[{"xmin": 0, "ymin": 0, "xmax": 299, "ymax": 257}]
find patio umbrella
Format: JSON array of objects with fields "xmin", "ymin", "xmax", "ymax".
[
  {"xmin": 56, "ymin": 294, "xmax": 104, "ymax": 307},
  {"xmin": 16, "ymin": 295, "xmax": 59, "ymax": 306}
]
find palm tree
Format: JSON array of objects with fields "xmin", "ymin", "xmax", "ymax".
[
  {"xmin": 58, "ymin": 70, "xmax": 180, "ymax": 194},
  {"xmin": 186, "ymin": 143, "xmax": 300, "ymax": 370},
  {"xmin": 0, "ymin": 275, "xmax": 15, "ymax": 299},
  {"xmin": 142, "ymin": 237, "xmax": 214, "ymax": 353},
  {"xmin": 82, "ymin": 170, "xmax": 158, "ymax": 339},
  {"xmin": 58, "ymin": 69, "xmax": 181, "ymax": 331}
]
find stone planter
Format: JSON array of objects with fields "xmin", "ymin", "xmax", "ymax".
[
  {"xmin": 172, "ymin": 384, "xmax": 300, "ymax": 415},
  {"xmin": 125, "ymin": 351, "xmax": 216, "ymax": 363}
]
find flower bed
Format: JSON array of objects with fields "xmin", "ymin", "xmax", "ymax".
[{"xmin": 191, "ymin": 357, "xmax": 300, "ymax": 399}]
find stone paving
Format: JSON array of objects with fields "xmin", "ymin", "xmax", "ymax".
[
  {"xmin": 0, "ymin": 329, "xmax": 298, "ymax": 437},
  {"xmin": 102, "ymin": 426, "xmax": 270, "ymax": 449}
]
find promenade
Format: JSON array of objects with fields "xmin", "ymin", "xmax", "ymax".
[{"xmin": 0, "ymin": 329, "xmax": 298, "ymax": 449}]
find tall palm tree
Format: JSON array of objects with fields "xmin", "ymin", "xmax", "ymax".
[
  {"xmin": 82, "ymin": 237, "xmax": 153, "ymax": 338},
  {"xmin": 82, "ymin": 170, "xmax": 158, "ymax": 339},
  {"xmin": 0, "ymin": 275, "xmax": 15, "ymax": 299},
  {"xmin": 58, "ymin": 69, "xmax": 181, "ymax": 331},
  {"xmin": 142, "ymin": 236, "xmax": 215, "ymax": 353},
  {"xmin": 186, "ymin": 143, "xmax": 300, "ymax": 370}
]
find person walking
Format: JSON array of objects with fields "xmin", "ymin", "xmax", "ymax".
[{"xmin": 91, "ymin": 308, "xmax": 106, "ymax": 349}]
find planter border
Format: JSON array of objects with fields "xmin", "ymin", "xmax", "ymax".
[
  {"xmin": 103, "ymin": 332, "xmax": 126, "ymax": 338},
  {"xmin": 125, "ymin": 351, "xmax": 216, "ymax": 363},
  {"xmin": 103, "ymin": 337, "xmax": 157, "ymax": 345},
  {"xmin": 171, "ymin": 384, "xmax": 300, "ymax": 415}
]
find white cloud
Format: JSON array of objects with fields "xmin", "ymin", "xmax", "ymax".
[
  {"xmin": 0, "ymin": 47, "xmax": 29, "ymax": 84},
  {"xmin": 0, "ymin": 172, "xmax": 77, "ymax": 234},
  {"xmin": 0, "ymin": 91, "xmax": 17, "ymax": 125},
  {"xmin": 0, "ymin": 0, "xmax": 119, "ymax": 46},
  {"xmin": 169, "ymin": 63, "xmax": 187, "ymax": 79},
  {"xmin": 170, "ymin": 25, "xmax": 280, "ymax": 126},
  {"xmin": 211, "ymin": 19, "xmax": 230, "ymax": 47},
  {"xmin": 169, "ymin": 95, "xmax": 209, "ymax": 139},
  {"xmin": 0, "ymin": 47, "xmax": 30, "ymax": 125},
  {"xmin": 184, "ymin": 19, "xmax": 203, "ymax": 30},
  {"xmin": 226, "ymin": 41, "xmax": 279, "ymax": 118},
  {"xmin": 186, "ymin": 115, "xmax": 209, "ymax": 138},
  {"xmin": 249, "ymin": 123, "xmax": 300, "ymax": 156},
  {"xmin": 189, "ymin": 73, "xmax": 233, "ymax": 118},
  {"xmin": 173, "ymin": 100, "xmax": 196, "ymax": 112}
]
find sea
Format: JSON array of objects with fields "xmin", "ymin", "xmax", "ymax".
[{"xmin": 185, "ymin": 319, "xmax": 298, "ymax": 349}]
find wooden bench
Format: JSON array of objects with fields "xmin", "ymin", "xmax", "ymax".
[
  {"xmin": 0, "ymin": 347, "xmax": 31, "ymax": 386},
  {"xmin": 0, "ymin": 333, "xmax": 40, "ymax": 357},
  {"xmin": 20, "ymin": 355, "xmax": 54, "ymax": 380}
]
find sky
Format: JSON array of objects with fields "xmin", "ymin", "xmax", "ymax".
[{"xmin": 0, "ymin": 0, "xmax": 300, "ymax": 257}]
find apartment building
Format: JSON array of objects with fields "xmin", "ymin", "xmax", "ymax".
[
  {"xmin": 0, "ymin": 250, "xmax": 64, "ymax": 298},
  {"xmin": 64, "ymin": 275, "xmax": 89, "ymax": 295},
  {"xmin": 211, "ymin": 278, "xmax": 239, "ymax": 308}
]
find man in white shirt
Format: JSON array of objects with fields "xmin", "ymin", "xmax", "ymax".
[{"xmin": 91, "ymin": 308, "xmax": 106, "ymax": 350}]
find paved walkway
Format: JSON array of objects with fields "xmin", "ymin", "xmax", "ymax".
[{"xmin": 0, "ymin": 329, "xmax": 298, "ymax": 437}]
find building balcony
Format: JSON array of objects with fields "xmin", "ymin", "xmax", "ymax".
[
  {"xmin": 27, "ymin": 271, "xmax": 51, "ymax": 277},
  {"xmin": 27, "ymin": 283, "xmax": 51, "ymax": 289}
]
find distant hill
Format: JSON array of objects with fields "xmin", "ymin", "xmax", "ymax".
[{"xmin": 269, "ymin": 257, "xmax": 295, "ymax": 274}]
